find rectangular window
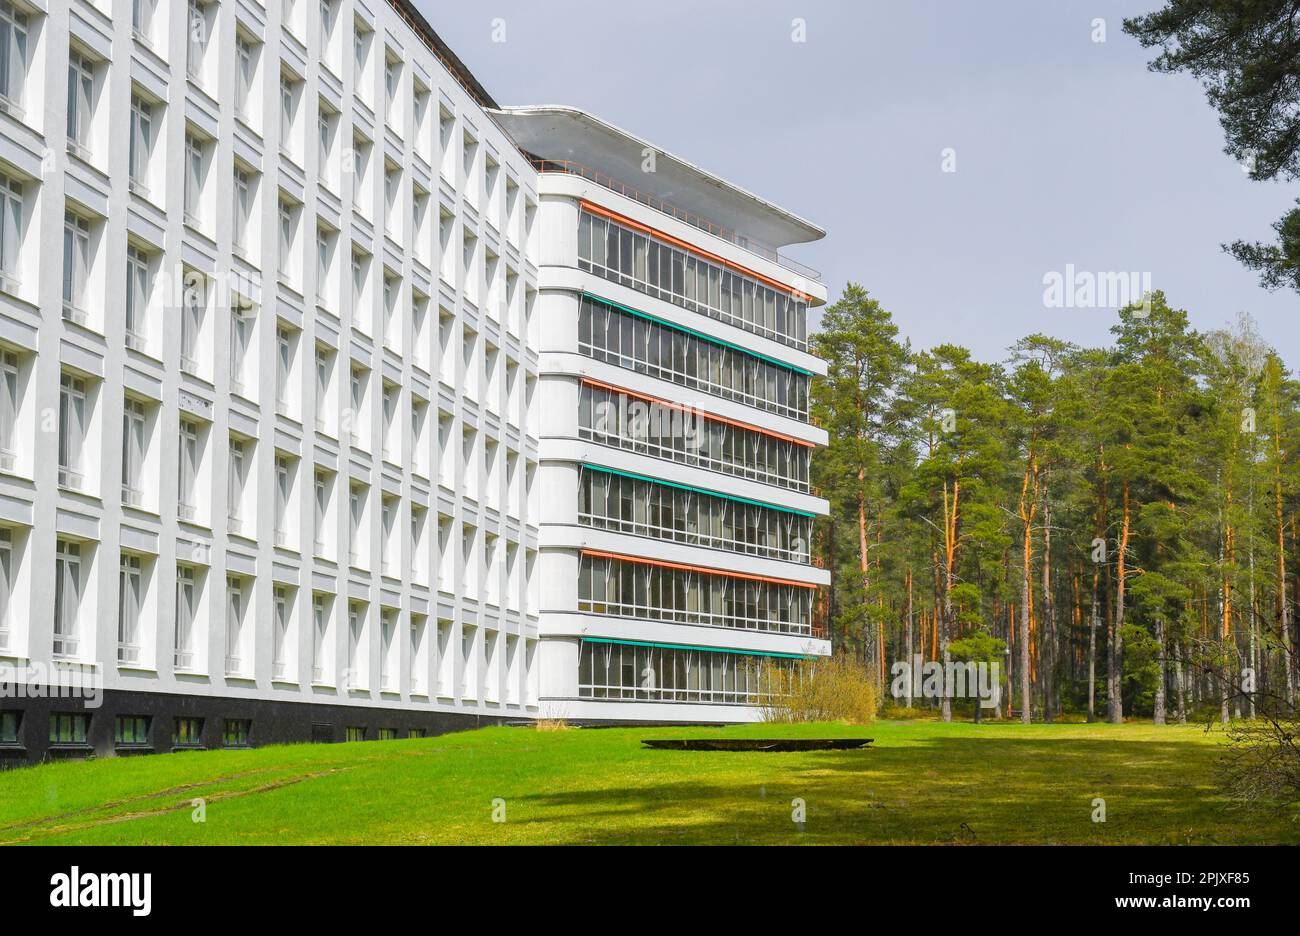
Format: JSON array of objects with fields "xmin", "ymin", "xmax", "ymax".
[
  {"xmin": 346, "ymin": 726, "xmax": 364, "ymax": 743},
  {"xmin": 115, "ymin": 714, "xmax": 149, "ymax": 746},
  {"xmin": 276, "ymin": 324, "xmax": 292, "ymax": 410},
  {"xmin": 349, "ymin": 483, "xmax": 364, "ymax": 565},
  {"xmin": 0, "ymin": 172, "xmax": 21, "ymax": 284},
  {"xmin": 0, "ymin": 348, "xmax": 18, "ymax": 468},
  {"xmin": 125, "ymin": 246, "xmax": 149, "ymax": 345},
  {"xmin": 272, "ymin": 585, "xmax": 290, "ymax": 679},
  {"xmin": 279, "ymin": 72, "xmax": 297, "ymax": 155},
  {"xmin": 0, "ymin": 527, "xmax": 11, "ymax": 651},
  {"xmin": 314, "ymin": 469, "xmax": 328, "ymax": 554},
  {"xmin": 225, "ymin": 575, "xmax": 245, "ymax": 675},
  {"xmin": 128, "ymin": 94, "xmax": 152, "ymax": 195},
  {"xmin": 177, "ymin": 418, "xmax": 198, "ymax": 519},
  {"xmin": 0, "ymin": 710, "xmax": 17, "ymax": 745},
  {"xmin": 180, "ymin": 277, "xmax": 204, "ymax": 373},
  {"xmin": 223, "ymin": 718, "xmax": 251, "ymax": 747},
  {"xmin": 0, "ymin": 1, "xmax": 29, "ymax": 111},
  {"xmin": 379, "ymin": 609, "xmax": 395, "ymax": 690},
  {"xmin": 234, "ymin": 36, "xmax": 253, "ymax": 117},
  {"xmin": 186, "ymin": 0, "xmax": 206, "ymax": 78},
  {"xmin": 62, "ymin": 211, "xmax": 90, "ymax": 318},
  {"xmin": 173, "ymin": 716, "xmax": 203, "ymax": 747},
  {"xmin": 314, "ymin": 345, "xmax": 331, "ymax": 430},
  {"xmin": 49, "ymin": 713, "xmax": 89, "ymax": 745},
  {"xmin": 230, "ymin": 304, "xmax": 252, "ymax": 393},
  {"xmin": 66, "ymin": 50, "xmax": 94, "ymax": 156},
  {"xmin": 347, "ymin": 602, "xmax": 364, "ymax": 689},
  {"xmin": 274, "ymin": 454, "xmax": 291, "ymax": 546},
  {"xmin": 58, "ymin": 373, "xmax": 86, "ymax": 490},
  {"xmin": 132, "ymin": 0, "xmax": 157, "ymax": 40},
  {"xmin": 312, "ymin": 594, "xmax": 329, "ymax": 682},
  {"xmin": 233, "ymin": 169, "xmax": 251, "ymax": 254},
  {"xmin": 278, "ymin": 200, "xmax": 295, "ymax": 281},
  {"xmin": 184, "ymin": 133, "xmax": 204, "ymax": 224},
  {"xmin": 121, "ymin": 398, "xmax": 146, "ymax": 507},
  {"xmin": 228, "ymin": 437, "xmax": 246, "ymax": 532},
  {"xmin": 53, "ymin": 540, "xmax": 81, "ymax": 657},
  {"xmin": 174, "ymin": 565, "xmax": 197, "ymax": 670},
  {"xmin": 118, "ymin": 552, "xmax": 143, "ymax": 664}
]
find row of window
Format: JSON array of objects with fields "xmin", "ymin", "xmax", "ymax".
[
  {"xmin": 0, "ymin": 0, "xmax": 524, "ymax": 226},
  {"xmin": 577, "ymin": 642, "xmax": 795, "ymax": 705},
  {"xmin": 578, "ymin": 295, "xmax": 810, "ymax": 421},
  {"xmin": 1, "ymin": 341, "xmax": 535, "ymax": 525},
  {"xmin": 5, "ymin": 170, "xmax": 534, "ymax": 397},
  {"xmin": 577, "ymin": 553, "xmax": 813, "ymax": 636},
  {"xmin": 578, "ymin": 383, "xmax": 812, "ymax": 493},
  {"xmin": 0, "ymin": 711, "xmax": 429, "ymax": 749},
  {"xmin": 578, "ymin": 466, "xmax": 813, "ymax": 564},
  {"xmin": 578, "ymin": 210, "xmax": 808, "ymax": 350},
  {"xmin": 3, "ymin": 523, "xmax": 538, "ymax": 690}
]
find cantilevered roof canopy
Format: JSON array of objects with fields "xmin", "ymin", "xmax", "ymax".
[{"xmin": 490, "ymin": 105, "xmax": 825, "ymax": 249}]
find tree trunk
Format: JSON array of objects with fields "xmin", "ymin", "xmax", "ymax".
[
  {"xmin": 905, "ymin": 568, "xmax": 914, "ymax": 708},
  {"xmin": 1088, "ymin": 568, "xmax": 1099, "ymax": 723},
  {"xmin": 1042, "ymin": 489, "xmax": 1056, "ymax": 722},
  {"xmin": 1154, "ymin": 617, "xmax": 1167, "ymax": 725},
  {"xmin": 1108, "ymin": 482, "xmax": 1130, "ymax": 724}
]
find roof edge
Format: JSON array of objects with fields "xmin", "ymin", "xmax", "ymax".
[
  {"xmin": 387, "ymin": 0, "xmax": 499, "ymax": 111},
  {"xmin": 491, "ymin": 105, "xmax": 827, "ymax": 244}
]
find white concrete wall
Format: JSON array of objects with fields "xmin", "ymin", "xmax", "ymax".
[{"xmin": 0, "ymin": 0, "xmax": 542, "ymax": 718}]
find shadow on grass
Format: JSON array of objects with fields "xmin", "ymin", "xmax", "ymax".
[{"xmin": 506, "ymin": 736, "xmax": 1294, "ymax": 845}]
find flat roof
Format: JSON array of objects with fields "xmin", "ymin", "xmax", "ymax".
[{"xmin": 489, "ymin": 106, "xmax": 826, "ymax": 248}]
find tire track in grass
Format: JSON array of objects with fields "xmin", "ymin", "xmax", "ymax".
[{"xmin": 0, "ymin": 767, "xmax": 355, "ymax": 844}]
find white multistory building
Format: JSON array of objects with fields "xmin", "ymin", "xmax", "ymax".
[{"xmin": 0, "ymin": 0, "xmax": 826, "ymax": 762}]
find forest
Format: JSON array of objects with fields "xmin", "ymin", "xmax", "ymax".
[{"xmin": 810, "ymin": 286, "xmax": 1299, "ymax": 724}]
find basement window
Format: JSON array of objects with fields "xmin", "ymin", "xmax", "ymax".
[{"xmin": 114, "ymin": 715, "xmax": 150, "ymax": 746}]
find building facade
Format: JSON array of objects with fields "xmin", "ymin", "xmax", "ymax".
[{"xmin": 0, "ymin": 0, "xmax": 826, "ymax": 763}]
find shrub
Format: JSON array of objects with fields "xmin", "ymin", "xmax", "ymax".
[{"xmin": 759, "ymin": 655, "xmax": 879, "ymax": 724}]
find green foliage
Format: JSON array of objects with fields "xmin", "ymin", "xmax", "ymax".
[{"xmin": 1124, "ymin": 2, "xmax": 1300, "ymax": 292}]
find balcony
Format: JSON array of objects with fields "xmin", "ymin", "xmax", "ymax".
[{"xmin": 530, "ymin": 158, "xmax": 821, "ymax": 283}]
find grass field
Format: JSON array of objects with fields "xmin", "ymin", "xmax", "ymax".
[{"xmin": 0, "ymin": 719, "xmax": 1294, "ymax": 845}]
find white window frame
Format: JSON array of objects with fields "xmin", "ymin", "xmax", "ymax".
[
  {"xmin": 272, "ymin": 585, "xmax": 290, "ymax": 679},
  {"xmin": 129, "ymin": 94, "xmax": 152, "ymax": 196},
  {"xmin": 274, "ymin": 453, "xmax": 291, "ymax": 546},
  {"xmin": 118, "ymin": 552, "xmax": 143, "ymax": 664},
  {"xmin": 233, "ymin": 169, "xmax": 251, "ymax": 255},
  {"xmin": 177, "ymin": 418, "xmax": 199, "ymax": 520},
  {"xmin": 54, "ymin": 539, "xmax": 82, "ymax": 658},
  {"xmin": 184, "ymin": 132, "xmax": 204, "ymax": 225},
  {"xmin": 57, "ymin": 372, "xmax": 86, "ymax": 490},
  {"xmin": 228, "ymin": 437, "xmax": 246, "ymax": 534},
  {"xmin": 0, "ymin": 171, "xmax": 22, "ymax": 287},
  {"xmin": 0, "ymin": 526, "xmax": 11, "ymax": 651},
  {"xmin": 0, "ymin": 347, "xmax": 18, "ymax": 469},
  {"xmin": 225, "ymin": 575, "xmax": 245, "ymax": 676},
  {"xmin": 66, "ymin": 50, "xmax": 95, "ymax": 158},
  {"xmin": 229, "ymin": 304, "xmax": 252, "ymax": 394},
  {"xmin": 121, "ymin": 397, "xmax": 146, "ymax": 507},
  {"xmin": 0, "ymin": 1, "xmax": 30, "ymax": 114},
  {"xmin": 234, "ymin": 35, "xmax": 253, "ymax": 118},
  {"xmin": 62, "ymin": 211, "xmax": 91, "ymax": 321},
  {"xmin": 125, "ymin": 245, "xmax": 149, "ymax": 346},
  {"xmin": 174, "ymin": 564, "xmax": 196, "ymax": 670}
]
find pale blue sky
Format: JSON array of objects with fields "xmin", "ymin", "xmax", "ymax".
[{"xmin": 416, "ymin": 0, "xmax": 1300, "ymax": 367}]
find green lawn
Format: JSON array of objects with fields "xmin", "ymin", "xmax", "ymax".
[{"xmin": 0, "ymin": 720, "xmax": 1293, "ymax": 845}]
